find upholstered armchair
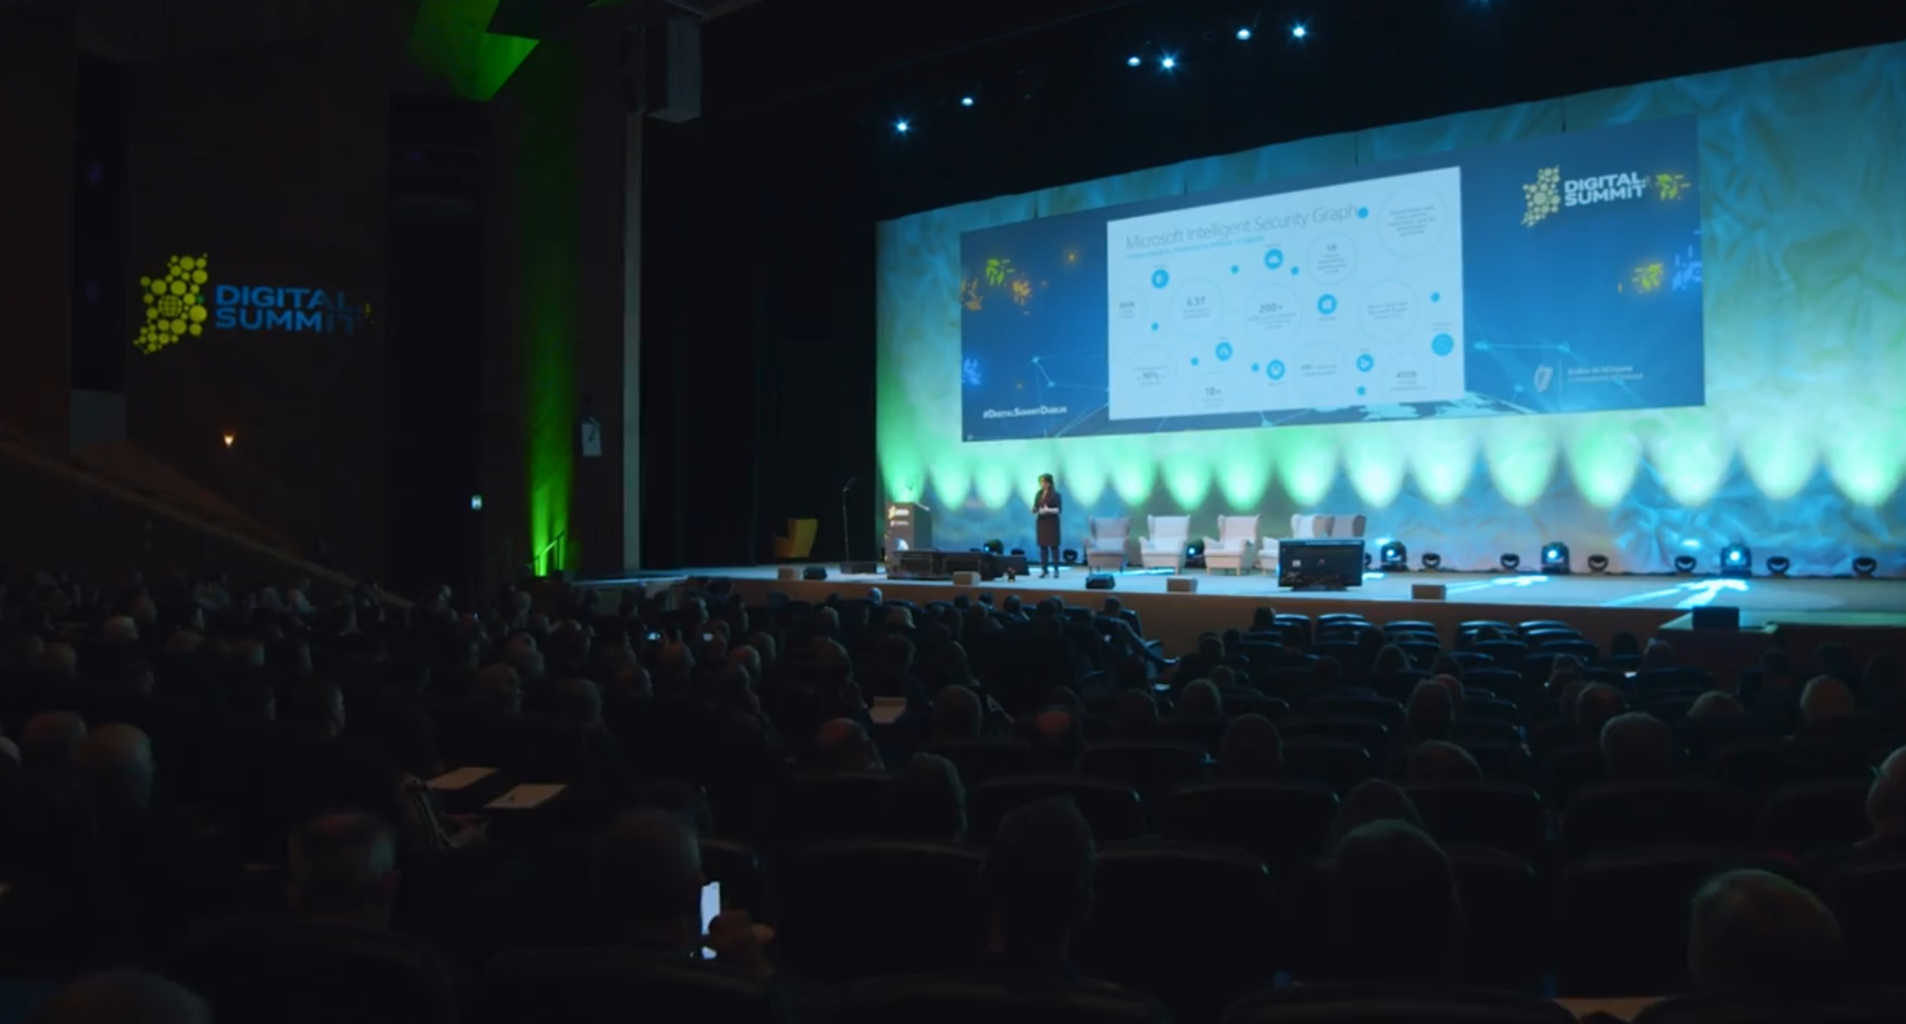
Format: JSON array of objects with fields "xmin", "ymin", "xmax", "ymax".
[
  {"xmin": 1204, "ymin": 515, "xmax": 1260, "ymax": 574},
  {"xmin": 1139, "ymin": 515, "xmax": 1191, "ymax": 571},
  {"xmin": 1258, "ymin": 513, "xmax": 1367, "ymax": 571},
  {"xmin": 1084, "ymin": 517, "xmax": 1133, "ymax": 571}
]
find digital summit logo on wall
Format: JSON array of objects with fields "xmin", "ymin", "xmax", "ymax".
[
  {"xmin": 134, "ymin": 254, "xmax": 374, "ymax": 355},
  {"xmin": 1521, "ymin": 166, "xmax": 1692, "ymax": 228}
]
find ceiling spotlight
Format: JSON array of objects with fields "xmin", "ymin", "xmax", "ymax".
[
  {"xmin": 1420, "ymin": 552, "xmax": 1442, "ymax": 571},
  {"xmin": 1853, "ymin": 556, "xmax": 1878, "ymax": 578},
  {"xmin": 1500, "ymin": 553, "xmax": 1520, "ymax": 572},
  {"xmin": 1126, "ymin": 54, "xmax": 1142, "ymax": 67},
  {"xmin": 1379, "ymin": 541, "xmax": 1408, "ymax": 571},
  {"xmin": 894, "ymin": 119, "xmax": 910, "ymax": 134},
  {"xmin": 1236, "ymin": 26, "xmax": 1253, "ymax": 40},
  {"xmin": 1541, "ymin": 542, "xmax": 1571, "ymax": 575},
  {"xmin": 1587, "ymin": 554, "xmax": 1610, "ymax": 574},
  {"xmin": 1766, "ymin": 556, "xmax": 1791, "ymax": 577},
  {"xmin": 1674, "ymin": 554, "xmax": 1698, "ymax": 575},
  {"xmin": 1291, "ymin": 24, "xmax": 1308, "ymax": 39},
  {"xmin": 1160, "ymin": 55, "xmax": 1177, "ymax": 70},
  {"xmin": 1720, "ymin": 544, "xmax": 1752, "ymax": 578},
  {"xmin": 960, "ymin": 96, "xmax": 974, "ymax": 107}
]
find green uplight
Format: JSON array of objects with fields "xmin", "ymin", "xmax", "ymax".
[
  {"xmin": 1163, "ymin": 452, "xmax": 1212, "ymax": 511},
  {"xmin": 1406, "ymin": 420, "xmax": 1478, "ymax": 505},
  {"xmin": 1276, "ymin": 429, "xmax": 1337, "ymax": 507},
  {"xmin": 1645, "ymin": 410, "xmax": 1731, "ymax": 506},
  {"xmin": 409, "ymin": 0, "xmax": 540, "ymax": 102},
  {"xmin": 1484, "ymin": 422, "xmax": 1558, "ymax": 507},
  {"xmin": 1564, "ymin": 417, "xmax": 1642, "ymax": 509},
  {"xmin": 1343, "ymin": 427, "xmax": 1407, "ymax": 508}
]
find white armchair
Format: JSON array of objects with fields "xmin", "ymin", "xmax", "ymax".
[
  {"xmin": 1139, "ymin": 515, "xmax": 1191, "ymax": 571},
  {"xmin": 1204, "ymin": 515, "xmax": 1260, "ymax": 574},
  {"xmin": 1084, "ymin": 517, "xmax": 1133, "ymax": 571},
  {"xmin": 1259, "ymin": 513, "xmax": 1367, "ymax": 571}
]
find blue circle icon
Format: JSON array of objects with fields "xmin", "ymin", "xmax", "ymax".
[
  {"xmin": 1291, "ymin": 266, "xmax": 1300, "ymax": 276},
  {"xmin": 1215, "ymin": 341, "xmax": 1234, "ymax": 362},
  {"xmin": 1430, "ymin": 292, "xmax": 1441, "ymax": 303},
  {"xmin": 1431, "ymin": 333, "xmax": 1455, "ymax": 357},
  {"xmin": 1151, "ymin": 269, "xmax": 1170, "ymax": 289},
  {"xmin": 1250, "ymin": 363, "xmax": 1260, "ymax": 373},
  {"xmin": 1357, "ymin": 386, "xmax": 1367, "ymax": 396},
  {"xmin": 1356, "ymin": 353, "xmax": 1374, "ymax": 373},
  {"xmin": 1357, "ymin": 207, "xmax": 1369, "ymax": 219},
  {"xmin": 1151, "ymin": 322, "xmax": 1159, "ymax": 332},
  {"xmin": 1190, "ymin": 356, "xmax": 1200, "ymax": 366},
  {"xmin": 1267, "ymin": 359, "xmax": 1286, "ymax": 381},
  {"xmin": 1263, "ymin": 249, "xmax": 1284, "ymax": 270},
  {"xmin": 1317, "ymin": 294, "xmax": 1338, "ymax": 315}
]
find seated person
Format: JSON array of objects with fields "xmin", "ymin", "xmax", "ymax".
[
  {"xmin": 1688, "ymin": 869, "xmax": 1845, "ymax": 999},
  {"xmin": 1406, "ymin": 740, "xmax": 1482, "ymax": 786},
  {"xmin": 1599, "ymin": 712, "xmax": 1675, "ymax": 780},
  {"xmin": 1405, "ymin": 681, "xmax": 1454, "ymax": 744},
  {"xmin": 978, "ymin": 797, "xmax": 1102, "ymax": 981},
  {"xmin": 1026, "ymin": 708, "xmax": 1084, "ymax": 775},
  {"xmin": 1333, "ymin": 821, "xmax": 1463, "ymax": 984},
  {"xmin": 28, "ymin": 969, "xmax": 209, "ymax": 1024},
  {"xmin": 1329, "ymin": 779, "xmax": 1422, "ymax": 847},
  {"xmin": 1217, "ymin": 714, "xmax": 1283, "ymax": 781},
  {"xmin": 883, "ymin": 754, "xmax": 966, "ymax": 842},
  {"xmin": 595, "ymin": 809, "xmax": 772, "ymax": 978},
  {"xmin": 811, "ymin": 719, "xmax": 883, "ymax": 773}
]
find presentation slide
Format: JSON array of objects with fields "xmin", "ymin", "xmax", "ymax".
[
  {"xmin": 958, "ymin": 115, "xmax": 1703, "ymax": 443},
  {"xmin": 1108, "ymin": 166, "xmax": 1465, "ymax": 420}
]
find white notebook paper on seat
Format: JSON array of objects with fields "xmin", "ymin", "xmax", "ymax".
[
  {"xmin": 428, "ymin": 767, "xmax": 498, "ymax": 792},
  {"xmin": 485, "ymin": 784, "xmax": 566, "ymax": 810}
]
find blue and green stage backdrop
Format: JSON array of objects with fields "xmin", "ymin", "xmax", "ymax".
[{"xmin": 875, "ymin": 44, "xmax": 1906, "ymax": 576}]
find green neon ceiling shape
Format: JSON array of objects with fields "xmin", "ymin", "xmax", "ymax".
[{"xmin": 409, "ymin": 0, "xmax": 541, "ymax": 102}]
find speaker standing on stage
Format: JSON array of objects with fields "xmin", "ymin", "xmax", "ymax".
[{"xmin": 1034, "ymin": 473, "xmax": 1063, "ymax": 578}]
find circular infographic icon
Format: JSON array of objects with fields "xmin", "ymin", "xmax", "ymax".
[
  {"xmin": 1377, "ymin": 187, "xmax": 1450, "ymax": 258},
  {"xmin": 1306, "ymin": 232, "xmax": 1358, "ymax": 285},
  {"xmin": 1357, "ymin": 279, "xmax": 1417, "ymax": 343},
  {"xmin": 1151, "ymin": 268, "xmax": 1171, "ymax": 289},
  {"xmin": 1266, "ymin": 359, "xmax": 1287, "ymax": 382},
  {"xmin": 1263, "ymin": 248, "xmax": 1285, "ymax": 270}
]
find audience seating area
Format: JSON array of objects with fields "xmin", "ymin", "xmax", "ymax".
[{"xmin": 3, "ymin": 571, "xmax": 1905, "ymax": 1023}]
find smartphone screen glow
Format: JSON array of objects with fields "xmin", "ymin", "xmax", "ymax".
[{"xmin": 699, "ymin": 881, "xmax": 721, "ymax": 960}]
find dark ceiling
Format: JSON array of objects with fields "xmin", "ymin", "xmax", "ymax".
[{"xmin": 690, "ymin": 0, "xmax": 1906, "ymax": 217}]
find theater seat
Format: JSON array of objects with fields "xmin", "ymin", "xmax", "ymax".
[
  {"xmin": 1409, "ymin": 782, "xmax": 1546, "ymax": 864},
  {"xmin": 1161, "ymin": 780, "xmax": 1338, "ymax": 873},
  {"xmin": 769, "ymin": 773, "xmax": 892, "ymax": 849},
  {"xmin": 171, "ymin": 916, "xmax": 458, "ymax": 1024},
  {"xmin": 1630, "ymin": 989, "xmax": 1906, "ymax": 1024},
  {"xmin": 1561, "ymin": 779, "xmax": 1755, "ymax": 860},
  {"xmin": 776, "ymin": 839, "xmax": 983, "ymax": 983},
  {"xmin": 1827, "ymin": 858, "xmax": 1906, "ymax": 987},
  {"xmin": 929, "ymin": 737, "xmax": 1033, "ymax": 786},
  {"xmin": 1082, "ymin": 740, "xmax": 1209, "ymax": 793},
  {"xmin": 1076, "ymin": 841, "xmax": 1277, "ymax": 1020},
  {"xmin": 969, "ymin": 776, "xmax": 1145, "ymax": 843},
  {"xmin": 479, "ymin": 947, "xmax": 778, "ymax": 1024},
  {"xmin": 1443, "ymin": 845, "xmax": 1546, "ymax": 991},
  {"xmin": 1222, "ymin": 983, "xmax": 1578, "ymax": 1024},
  {"xmin": 1283, "ymin": 737, "xmax": 1374, "ymax": 792},
  {"xmin": 1761, "ymin": 780, "xmax": 1873, "ymax": 856},
  {"xmin": 1557, "ymin": 847, "xmax": 1792, "ymax": 997},
  {"xmin": 835, "ymin": 974, "xmax": 1171, "ymax": 1024}
]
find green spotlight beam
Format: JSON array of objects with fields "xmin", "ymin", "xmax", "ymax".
[{"xmin": 409, "ymin": 0, "xmax": 540, "ymax": 102}]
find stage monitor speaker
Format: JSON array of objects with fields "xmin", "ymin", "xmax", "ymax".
[
  {"xmin": 644, "ymin": 16, "xmax": 701, "ymax": 123},
  {"xmin": 1692, "ymin": 606, "xmax": 1741, "ymax": 630},
  {"xmin": 801, "ymin": 566, "xmax": 827, "ymax": 581},
  {"xmin": 1412, "ymin": 583, "xmax": 1447, "ymax": 601},
  {"xmin": 1166, "ymin": 577, "xmax": 1198, "ymax": 594},
  {"xmin": 953, "ymin": 571, "xmax": 981, "ymax": 586},
  {"xmin": 1085, "ymin": 573, "xmax": 1116, "ymax": 590}
]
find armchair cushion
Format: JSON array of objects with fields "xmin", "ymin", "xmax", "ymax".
[{"xmin": 1141, "ymin": 516, "xmax": 1191, "ymax": 551}]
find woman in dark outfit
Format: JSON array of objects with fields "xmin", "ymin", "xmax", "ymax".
[{"xmin": 1033, "ymin": 473, "xmax": 1063, "ymax": 578}]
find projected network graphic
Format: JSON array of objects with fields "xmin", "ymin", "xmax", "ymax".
[{"xmin": 1107, "ymin": 167, "xmax": 1465, "ymax": 420}]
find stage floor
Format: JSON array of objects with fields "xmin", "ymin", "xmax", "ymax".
[{"xmin": 603, "ymin": 565, "xmax": 1906, "ymax": 616}]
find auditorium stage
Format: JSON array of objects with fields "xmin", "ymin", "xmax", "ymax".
[{"xmin": 585, "ymin": 565, "xmax": 1906, "ymax": 662}]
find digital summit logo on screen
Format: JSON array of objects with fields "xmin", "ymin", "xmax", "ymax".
[
  {"xmin": 1521, "ymin": 165, "xmax": 1691, "ymax": 227},
  {"xmin": 134, "ymin": 254, "xmax": 374, "ymax": 355}
]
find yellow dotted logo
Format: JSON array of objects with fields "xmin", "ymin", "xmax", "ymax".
[
  {"xmin": 1521, "ymin": 166, "xmax": 1561, "ymax": 227},
  {"xmin": 134, "ymin": 254, "xmax": 212, "ymax": 355}
]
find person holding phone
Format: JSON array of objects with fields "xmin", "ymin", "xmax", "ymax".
[
  {"xmin": 597, "ymin": 809, "xmax": 776, "ymax": 981},
  {"xmin": 1033, "ymin": 473, "xmax": 1063, "ymax": 578}
]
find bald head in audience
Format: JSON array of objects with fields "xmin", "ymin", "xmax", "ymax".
[
  {"xmin": 1801, "ymin": 675, "xmax": 1854, "ymax": 726},
  {"xmin": 1176, "ymin": 679, "xmax": 1223, "ymax": 719},
  {"xmin": 21, "ymin": 712, "xmax": 87, "ymax": 772},
  {"xmin": 1028, "ymin": 707, "xmax": 1084, "ymax": 774},
  {"xmin": 1407, "ymin": 740, "xmax": 1481, "ymax": 786},
  {"xmin": 930, "ymin": 685, "xmax": 982, "ymax": 743},
  {"xmin": 1428, "ymin": 673, "xmax": 1464, "ymax": 711},
  {"xmin": 884, "ymin": 753, "xmax": 966, "ymax": 842},
  {"xmin": 74, "ymin": 723, "xmax": 156, "ymax": 816},
  {"xmin": 814, "ymin": 718, "xmax": 883, "ymax": 772},
  {"xmin": 287, "ymin": 812, "xmax": 400, "ymax": 931},
  {"xmin": 472, "ymin": 663, "xmax": 523, "ymax": 715},
  {"xmin": 1688, "ymin": 870, "xmax": 1845, "ymax": 997},
  {"xmin": 595, "ymin": 808, "xmax": 703, "ymax": 949},
  {"xmin": 1574, "ymin": 684, "xmax": 1628, "ymax": 741},
  {"xmin": 36, "ymin": 644, "xmax": 77, "ymax": 680},
  {"xmin": 1406, "ymin": 680, "xmax": 1454, "ymax": 743},
  {"xmin": 1334, "ymin": 821, "xmax": 1463, "ymax": 984},
  {"xmin": 1218, "ymin": 713, "xmax": 1283, "ymax": 780},
  {"xmin": 1688, "ymin": 691, "xmax": 1743, "ymax": 720},
  {"xmin": 1864, "ymin": 746, "xmax": 1906, "ymax": 841},
  {"xmin": 1600, "ymin": 712, "xmax": 1675, "ymax": 779},
  {"xmin": 1111, "ymin": 688, "xmax": 1159, "ymax": 739},
  {"xmin": 28, "ymin": 970, "xmax": 208, "ymax": 1024}
]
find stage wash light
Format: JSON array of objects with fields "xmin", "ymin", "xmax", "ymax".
[
  {"xmin": 1674, "ymin": 555, "xmax": 1698, "ymax": 574},
  {"xmin": 1499, "ymin": 553, "xmax": 1520, "ymax": 571},
  {"xmin": 1541, "ymin": 542, "xmax": 1571, "ymax": 575},
  {"xmin": 1378, "ymin": 541, "xmax": 1408, "ymax": 571},
  {"xmin": 1720, "ymin": 544, "xmax": 1752, "ymax": 578},
  {"xmin": 1766, "ymin": 556, "xmax": 1791, "ymax": 577}
]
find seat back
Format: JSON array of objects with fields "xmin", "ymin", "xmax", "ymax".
[
  {"xmin": 1290, "ymin": 514, "xmax": 1335, "ymax": 539},
  {"xmin": 1089, "ymin": 516, "xmax": 1130, "ymax": 542},
  {"xmin": 1410, "ymin": 782, "xmax": 1547, "ymax": 863},
  {"xmin": 836, "ymin": 975, "xmax": 1171, "ymax": 1024},
  {"xmin": 1761, "ymin": 780, "xmax": 1873, "ymax": 855},
  {"xmin": 1283, "ymin": 737, "xmax": 1374, "ymax": 792},
  {"xmin": 172, "ymin": 917, "xmax": 458, "ymax": 1024},
  {"xmin": 1445, "ymin": 845, "xmax": 1547, "ymax": 990},
  {"xmin": 1562, "ymin": 778, "xmax": 1754, "ymax": 860},
  {"xmin": 1217, "ymin": 515, "xmax": 1260, "ymax": 545},
  {"xmin": 1075, "ymin": 841, "xmax": 1276, "ymax": 1022},
  {"xmin": 1146, "ymin": 515, "xmax": 1190, "ymax": 544},
  {"xmin": 970, "ymin": 776, "xmax": 1145, "ymax": 842},
  {"xmin": 1827, "ymin": 859, "xmax": 1906, "ymax": 987},
  {"xmin": 930, "ymin": 737, "xmax": 1033, "ymax": 786},
  {"xmin": 776, "ymin": 840, "xmax": 984, "ymax": 983},
  {"xmin": 1162, "ymin": 781, "xmax": 1337, "ymax": 871},
  {"xmin": 1081, "ymin": 741, "xmax": 1208, "ymax": 792},
  {"xmin": 480, "ymin": 947, "xmax": 775, "ymax": 1024},
  {"xmin": 1223, "ymin": 983, "xmax": 1579, "ymax": 1024}
]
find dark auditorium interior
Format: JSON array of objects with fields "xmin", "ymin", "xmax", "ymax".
[{"xmin": 2, "ymin": 1, "xmax": 1906, "ymax": 1022}]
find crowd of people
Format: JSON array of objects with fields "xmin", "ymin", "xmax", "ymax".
[{"xmin": 0, "ymin": 567, "xmax": 1902, "ymax": 1023}]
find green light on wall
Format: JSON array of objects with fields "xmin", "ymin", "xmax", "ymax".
[{"xmin": 409, "ymin": 0, "xmax": 540, "ymax": 102}]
